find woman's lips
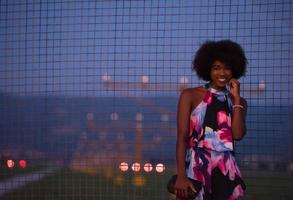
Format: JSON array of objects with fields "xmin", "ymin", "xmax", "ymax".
[{"xmin": 218, "ymin": 78, "xmax": 227, "ymax": 83}]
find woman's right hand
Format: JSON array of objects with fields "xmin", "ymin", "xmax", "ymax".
[{"xmin": 174, "ymin": 175, "xmax": 197, "ymax": 200}]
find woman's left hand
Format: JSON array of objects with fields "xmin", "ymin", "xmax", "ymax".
[{"xmin": 228, "ymin": 78, "xmax": 241, "ymax": 99}]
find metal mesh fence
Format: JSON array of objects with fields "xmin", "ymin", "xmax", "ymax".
[{"xmin": 0, "ymin": 0, "xmax": 292, "ymax": 199}]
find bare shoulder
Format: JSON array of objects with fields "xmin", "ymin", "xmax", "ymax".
[
  {"xmin": 180, "ymin": 86, "xmax": 205, "ymax": 97},
  {"xmin": 179, "ymin": 86, "xmax": 207, "ymax": 108}
]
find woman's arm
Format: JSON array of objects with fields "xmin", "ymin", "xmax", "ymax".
[
  {"xmin": 232, "ymin": 97, "xmax": 247, "ymax": 140},
  {"xmin": 176, "ymin": 90, "xmax": 190, "ymax": 178},
  {"xmin": 229, "ymin": 79, "xmax": 247, "ymax": 140},
  {"xmin": 175, "ymin": 89, "xmax": 197, "ymax": 198}
]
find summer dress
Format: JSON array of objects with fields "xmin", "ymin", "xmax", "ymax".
[{"xmin": 186, "ymin": 84, "xmax": 246, "ymax": 200}]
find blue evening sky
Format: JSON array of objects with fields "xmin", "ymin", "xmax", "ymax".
[{"xmin": 0, "ymin": 0, "xmax": 292, "ymax": 104}]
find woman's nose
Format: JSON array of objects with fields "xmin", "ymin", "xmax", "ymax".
[{"xmin": 219, "ymin": 68, "xmax": 226, "ymax": 75}]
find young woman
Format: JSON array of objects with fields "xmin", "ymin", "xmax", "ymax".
[{"xmin": 175, "ymin": 40, "xmax": 247, "ymax": 200}]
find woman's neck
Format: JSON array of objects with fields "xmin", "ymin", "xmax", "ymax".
[{"xmin": 208, "ymin": 82, "xmax": 226, "ymax": 91}]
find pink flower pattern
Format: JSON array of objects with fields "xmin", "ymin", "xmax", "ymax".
[{"xmin": 186, "ymin": 87, "xmax": 245, "ymax": 200}]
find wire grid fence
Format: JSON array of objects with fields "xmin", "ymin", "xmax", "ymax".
[{"xmin": 0, "ymin": 0, "xmax": 292, "ymax": 199}]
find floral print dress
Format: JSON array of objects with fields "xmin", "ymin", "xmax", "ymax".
[{"xmin": 186, "ymin": 84, "xmax": 246, "ymax": 200}]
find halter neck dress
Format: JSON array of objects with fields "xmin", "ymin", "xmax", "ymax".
[{"xmin": 186, "ymin": 84, "xmax": 246, "ymax": 200}]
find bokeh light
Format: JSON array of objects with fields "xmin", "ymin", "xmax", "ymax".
[
  {"xmin": 258, "ymin": 80, "xmax": 266, "ymax": 90},
  {"xmin": 160, "ymin": 114, "xmax": 169, "ymax": 122},
  {"xmin": 131, "ymin": 162, "xmax": 141, "ymax": 172},
  {"xmin": 110, "ymin": 112, "xmax": 119, "ymax": 121},
  {"xmin": 135, "ymin": 113, "xmax": 144, "ymax": 121},
  {"xmin": 19, "ymin": 160, "xmax": 27, "ymax": 168},
  {"xmin": 119, "ymin": 162, "xmax": 129, "ymax": 172},
  {"xmin": 86, "ymin": 112, "xmax": 94, "ymax": 120},
  {"xmin": 132, "ymin": 175, "xmax": 145, "ymax": 187},
  {"xmin": 102, "ymin": 73, "xmax": 111, "ymax": 82},
  {"xmin": 114, "ymin": 175, "xmax": 125, "ymax": 185},
  {"xmin": 155, "ymin": 163, "xmax": 165, "ymax": 173},
  {"xmin": 143, "ymin": 163, "xmax": 153, "ymax": 172},
  {"xmin": 180, "ymin": 76, "xmax": 189, "ymax": 84},
  {"xmin": 141, "ymin": 75, "xmax": 149, "ymax": 84},
  {"xmin": 7, "ymin": 159, "xmax": 15, "ymax": 168}
]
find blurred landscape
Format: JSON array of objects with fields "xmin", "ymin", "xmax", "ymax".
[{"xmin": 0, "ymin": 92, "xmax": 293, "ymax": 199}]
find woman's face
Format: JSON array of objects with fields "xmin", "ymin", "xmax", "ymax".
[{"xmin": 209, "ymin": 60, "xmax": 232, "ymax": 89}]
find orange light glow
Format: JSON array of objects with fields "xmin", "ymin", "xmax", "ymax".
[
  {"xmin": 119, "ymin": 162, "xmax": 129, "ymax": 172},
  {"xmin": 7, "ymin": 159, "xmax": 15, "ymax": 168},
  {"xmin": 114, "ymin": 175, "xmax": 125, "ymax": 185},
  {"xmin": 155, "ymin": 163, "xmax": 165, "ymax": 173},
  {"xmin": 143, "ymin": 163, "xmax": 153, "ymax": 172},
  {"xmin": 132, "ymin": 175, "xmax": 145, "ymax": 187},
  {"xmin": 131, "ymin": 162, "xmax": 141, "ymax": 172}
]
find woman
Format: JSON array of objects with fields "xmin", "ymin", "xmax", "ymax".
[{"xmin": 175, "ymin": 40, "xmax": 247, "ymax": 200}]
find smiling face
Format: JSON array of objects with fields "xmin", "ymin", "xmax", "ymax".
[{"xmin": 209, "ymin": 60, "xmax": 233, "ymax": 89}]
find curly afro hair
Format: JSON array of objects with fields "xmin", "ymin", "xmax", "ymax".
[{"xmin": 192, "ymin": 40, "xmax": 247, "ymax": 81}]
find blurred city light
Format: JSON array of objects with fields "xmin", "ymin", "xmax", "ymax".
[
  {"xmin": 132, "ymin": 175, "xmax": 145, "ymax": 187},
  {"xmin": 114, "ymin": 175, "xmax": 125, "ymax": 185},
  {"xmin": 135, "ymin": 123, "xmax": 143, "ymax": 130},
  {"xmin": 86, "ymin": 112, "xmax": 94, "ymax": 121},
  {"xmin": 135, "ymin": 113, "xmax": 144, "ymax": 121},
  {"xmin": 131, "ymin": 162, "xmax": 141, "ymax": 172},
  {"xmin": 141, "ymin": 75, "xmax": 149, "ymax": 84},
  {"xmin": 143, "ymin": 163, "xmax": 153, "ymax": 172},
  {"xmin": 180, "ymin": 76, "xmax": 189, "ymax": 84},
  {"xmin": 7, "ymin": 159, "xmax": 15, "ymax": 168},
  {"xmin": 258, "ymin": 80, "xmax": 266, "ymax": 90},
  {"xmin": 155, "ymin": 163, "xmax": 165, "ymax": 173},
  {"xmin": 160, "ymin": 114, "xmax": 169, "ymax": 122},
  {"xmin": 102, "ymin": 73, "xmax": 111, "ymax": 82},
  {"xmin": 119, "ymin": 162, "xmax": 129, "ymax": 172},
  {"xmin": 110, "ymin": 112, "xmax": 119, "ymax": 121},
  {"xmin": 19, "ymin": 160, "xmax": 27, "ymax": 168}
]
